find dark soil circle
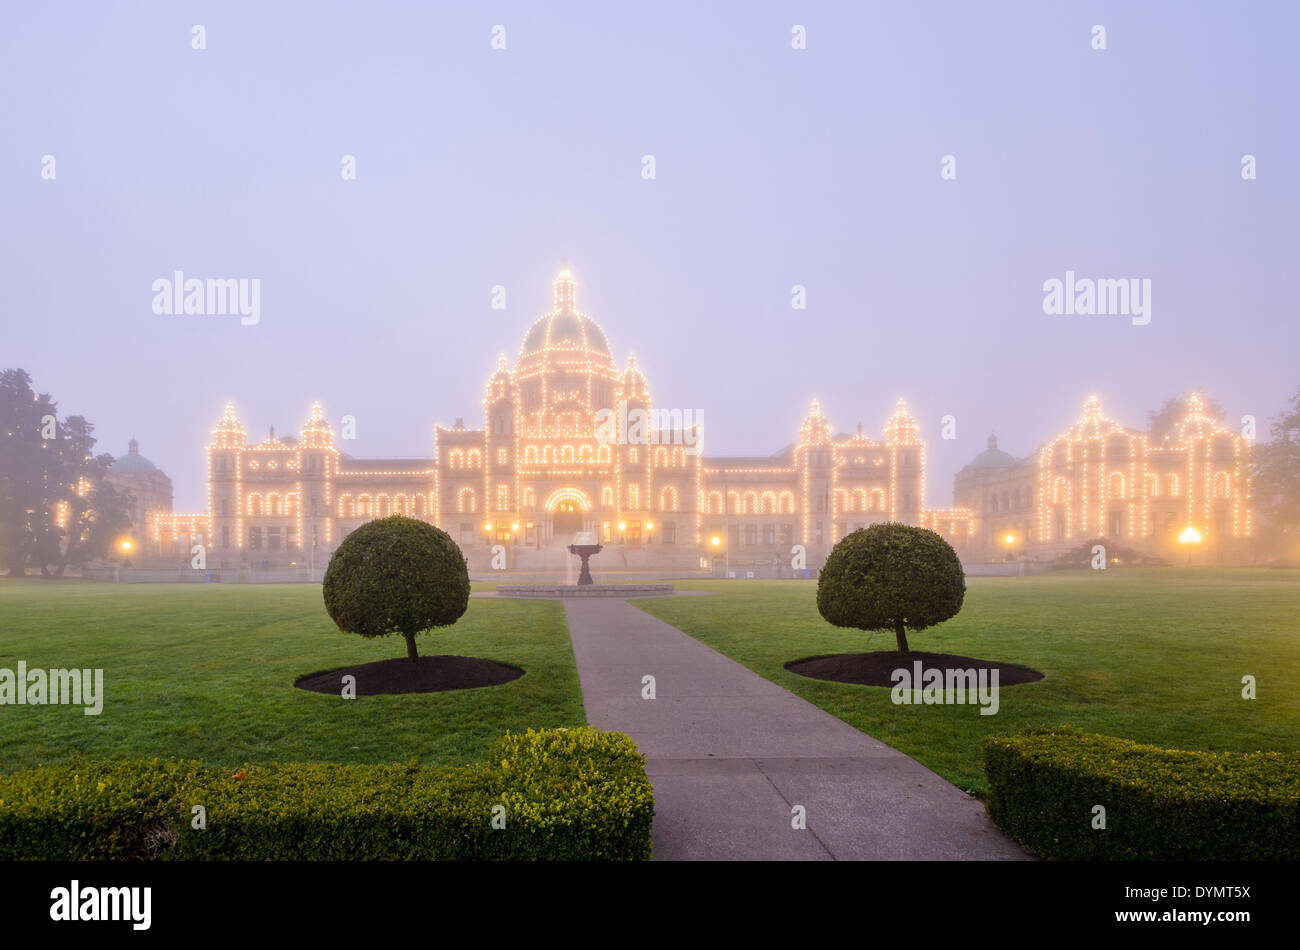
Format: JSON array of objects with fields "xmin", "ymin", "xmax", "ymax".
[
  {"xmin": 294, "ymin": 655, "xmax": 524, "ymax": 696},
  {"xmin": 785, "ymin": 651, "xmax": 1044, "ymax": 687}
]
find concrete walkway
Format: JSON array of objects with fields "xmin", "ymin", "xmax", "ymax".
[{"xmin": 563, "ymin": 598, "xmax": 1029, "ymax": 861}]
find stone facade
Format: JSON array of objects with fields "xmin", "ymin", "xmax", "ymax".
[
  {"xmin": 143, "ymin": 268, "xmax": 1255, "ymax": 571},
  {"xmin": 952, "ymin": 394, "xmax": 1253, "ymax": 563}
]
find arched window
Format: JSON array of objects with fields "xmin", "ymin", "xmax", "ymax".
[
  {"xmin": 779, "ymin": 491, "xmax": 796, "ymax": 514},
  {"xmin": 851, "ymin": 489, "xmax": 866, "ymax": 513},
  {"xmin": 497, "ymin": 484, "xmax": 510, "ymax": 510},
  {"xmin": 1145, "ymin": 473, "xmax": 1159, "ymax": 497},
  {"xmin": 868, "ymin": 488, "xmax": 884, "ymax": 512},
  {"xmin": 628, "ymin": 484, "xmax": 640, "ymax": 508},
  {"xmin": 524, "ymin": 445, "xmax": 538, "ymax": 464},
  {"xmin": 467, "ymin": 449, "xmax": 482, "ymax": 468},
  {"xmin": 601, "ymin": 486, "xmax": 614, "ymax": 506},
  {"xmin": 449, "ymin": 449, "xmax": 464, "ymax": 469},
  {"xmin": 727, "ymin": 491, "xmax": 741, "ymax": 514},
  {"xmin": 761, "ymin": 491, "xmax": 777, "ymax": 514},
  {"xmin": 671, "ymin": 447, "xmax": 685, "ymax": 467},
  {"xmin": 708, "ymin": 491, "xmax": 723, "ymax": 514},
  {"xmin": 1167, "ymin": 474, "xmax": 1180, "ymax": 497},
  {"xmin": 660, "ymin": 486, "xmax": 679, "ymax": 511},
  {"xmin": 356, "ymin": 494, "xmax": 373, "ymax": 517},
  {"xmin": 1108, "ymin": 472, "xmax": 1126, "ymax": 499},
  {"xmin": 742, "ymin": 491, "xmax": 758, "ymax": 515},
  {"xmin": 457, "ymin": 488, "xmax": 477, "ymax": 513},
  {"xmin": 393, "ymin": 494, "xmax": 409, "ymax": 515},
  {"xmin": 579, "ymin": 445, "xmax": 593, "ymax": 463},
  {"xmin": 1214, "ymin": 471, "xmax": 1231, "ymax": 498},
  {"xmin": 561, "ymin": 445, "xmax": 575, "ymax": 463},
  {"xmin": 247, "ymin": 493, "xmax": 262, "ymax": 517},
  {"xmin": 596, "ymin": 444, "xmax": 612, "ymax": 464},
  {"xmin": 654, "ymin": 447, "xmax": 668, "ymax": 467},
  {"xmin": 835, "ymin": 489, "xmax": 850, "ymax": 512},
  {"xmin": 543, "ymin": 445, "xmax": 554, "ymax": 464},
  {"xmin": 375, "ymin": 494, "xmax": 389, "ymax": 517},
  {"xmin": 337, "ymin": 493, "xmax": 351, "ymax": 517}
]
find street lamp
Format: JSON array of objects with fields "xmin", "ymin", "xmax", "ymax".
[
  {"xmin": 646, "ymin": 520, "xmax": 654, "ymax": 545},
  {"xmin": 1178, "ymin": 525, "xmax": 1203, "ymax": 565}
]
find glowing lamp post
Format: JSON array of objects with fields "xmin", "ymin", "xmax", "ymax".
[{"xmin": 1178, "ymin": 526, "xmax": 1203, "ymax": 565}]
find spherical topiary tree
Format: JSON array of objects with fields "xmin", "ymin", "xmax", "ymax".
[
  {"xmin": 816, "ymin": 522, "xmax": 965, "ymax": 654},
  {"xmin": 322, "ymin": 516, "xmax": 470, "ymax": 662}
]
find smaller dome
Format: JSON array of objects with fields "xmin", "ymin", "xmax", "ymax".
[
  {"xmin": 967, "ymin": 434, "xmax": 1016, "ymax": 469},
  {"xmin": 109, "ymin": 438, "xmax": 159, "ymax": 474}
]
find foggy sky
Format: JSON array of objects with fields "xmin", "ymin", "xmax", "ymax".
[{"xmin": 3, "ymin": 1, "xmax": 1297, "ymax": 511}]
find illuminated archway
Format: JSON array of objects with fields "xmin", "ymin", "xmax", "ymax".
[{"xmin": 544, "ymin": 488, "xmax": 592, "ymax": 539}]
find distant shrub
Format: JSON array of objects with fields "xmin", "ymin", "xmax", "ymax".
[
  {"xmin": 816, "ymin": 522, "xmax": 965, "ymax": 653},
  {"xmin": 983, "ymin": 727, "xmax": 1300, "ymax": 860},
  {"xmin": 1053, "ymin": 537, "xmax": 1169, "ymax": 568},
  {"xmin": 322, "ymin": 516, "xmax": 470, "ymax": 660},
  {"xmin": 0, "ymin": 728, "xmax": 654, "ymax": 861}
]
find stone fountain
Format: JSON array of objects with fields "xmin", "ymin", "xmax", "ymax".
[{"xmin": 567, "ymin": 531, "xmax": 603, "ymax": 586}]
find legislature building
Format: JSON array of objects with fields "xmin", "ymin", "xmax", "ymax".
[{"xmin": 136, "ymin": 266, "xmax": 1254, "ymax": 573}]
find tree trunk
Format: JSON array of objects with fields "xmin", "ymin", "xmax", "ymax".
[
  {"xmin": 405, "ymin": 635, "xmax": 419, "ymax": 662},
  {"xmin": 894, "ymin": 620, "xmax": 910, "ymax": 654}
]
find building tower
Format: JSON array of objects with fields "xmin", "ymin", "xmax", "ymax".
[{"xmin": 209, "ymin": 403, "xmax": 246, "ymax": 564}]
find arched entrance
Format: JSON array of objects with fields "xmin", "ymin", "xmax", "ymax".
[
  {"xmin": 544, "ymin": 487, "xmax": 592, "ymax": 544},
  {"xmin": 552, "ymin": 501, "xmax": 584, "ymax": 537}
]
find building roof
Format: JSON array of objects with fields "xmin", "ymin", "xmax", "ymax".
[
  {"xmin": 964, "ymin": 434, "xmax": 1017, "ymax": 470},
  {"xmin": 108, "ymin": 438, "xmax": 159, "ymax": 474}
]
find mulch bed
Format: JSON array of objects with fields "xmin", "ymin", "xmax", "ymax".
[
  {"xmin": 295, "ymin": 655, "xmax": 524, "ymax": 696},
  {"xmin": 786, "ymin": 651, "xmax": 1044, "ymax": 687}
]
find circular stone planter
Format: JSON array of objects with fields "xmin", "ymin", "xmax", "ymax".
[
  {"xmin": 295, "ymin": 655, "xmax": 524, "ymax": 696},
  {"xmin": 785, "ymin": 651, "xmax": 1044, "ymax": 687}
]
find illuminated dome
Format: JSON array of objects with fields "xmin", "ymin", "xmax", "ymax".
[
  {"xmin": 514, "ymin": 266, "xmax": 622, "ymax": 428},
  {"xmin": 519, "ymin": 266, "xmax": 613, "ymax": 364}
]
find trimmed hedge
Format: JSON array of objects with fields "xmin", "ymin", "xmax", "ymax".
[
  {"xmin": 0, "ymin": 728, "xmax": 654, "ymax": 861},
  {"xmin": 983, "ymin": 727, "xmax": 1300, "ymax": 860}
]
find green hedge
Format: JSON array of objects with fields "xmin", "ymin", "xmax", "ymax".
[
  {"xmin": 0, "ymin": 727, "xmax": 654, "ymax": 861},
  {"xmin": 983, "ymin": 727, "xmax": 1300, "ymax": 860}
]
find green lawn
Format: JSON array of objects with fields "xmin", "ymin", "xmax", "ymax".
[
  {"xmin": 0, "ymin": 580, "xmax": 585, "ymax": 772},
  {"xmin": 635, "ymin": 569, "xmax": 1300, "ymax": 794}
]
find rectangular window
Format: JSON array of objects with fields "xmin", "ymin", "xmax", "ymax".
[
  {"xmin": 663, "ymin": 522, "xmax": 676, "ymax": 545},
  {"xmin": 221, "ymin": 526, "xmax": 229, "ymax": 549},
  {"xmin": 249, "ymin": 527, "xmax": 262, "ymax": 550},
  {"xmin": 728, "ymin": 525, "xmax": 740, "ymax": 549},
  {"xmin": 763, "ymin": 524, "xmax": 775, "ymax": 546},
  {"xmin": 745, "ymin": 524, "xmax": 757, "ymax": 547},
  {"xmin": 268, "ymin": 528, "xmax": 281, "ymax": 551},
  {"xmin": 779, "ymin": 524, "xmax": 793, "ymax": 547},
  {"xmin": 459, "ymin": 523, "xmax": 475, "ymax": 547}
]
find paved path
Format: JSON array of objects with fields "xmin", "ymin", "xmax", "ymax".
[{"xmin": 563, "ymin": 598, "xmax": 1029, "ymax": 861}]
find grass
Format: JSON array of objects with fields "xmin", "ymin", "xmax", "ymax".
[
  {"xmin": 0, "ymin": 580, "xmax": 585, "ymax": 772},
  {"xmin": 634, "ymin": 569, "xmax": 1300, "ymax": 794}
]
